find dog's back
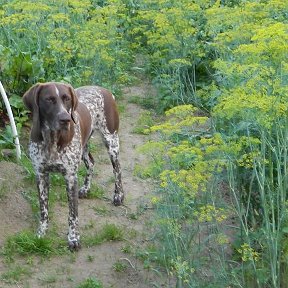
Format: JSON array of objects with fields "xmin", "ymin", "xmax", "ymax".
[{"xmin": 76, "ymin": 86, "xmax": 119, "ymax": 135}]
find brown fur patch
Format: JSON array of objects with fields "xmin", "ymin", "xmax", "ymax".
[
  {"xmin": 57, "ymin": 121, "xmax": 75, "ymax": 150},
  {"xmin": 99, "ymin": 88, "xmax": 119, "ymax": 133},
  {"xmin": 77, "ymin": 102, "xmax": 92, "ymax": 146}
]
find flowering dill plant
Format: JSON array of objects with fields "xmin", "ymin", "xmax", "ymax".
[{"xmin": 0, "ymin": 0, "xmax": 133, "ymax": 95}]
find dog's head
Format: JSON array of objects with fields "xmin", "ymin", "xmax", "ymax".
[{"xmin": 23, "ymin": 82, "xmax": 78, "ymax": 142}]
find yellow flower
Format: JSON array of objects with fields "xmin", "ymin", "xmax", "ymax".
[
  {"xmin": 216, "ymin": 233, "xmax": 229, "ymax": 245},
  {"xmin": 194, "ymin": 205, "xmax": 227, "ymax": 223},
  {"xmin": 237, "ymin": 243, "xmax": 260, "ymax": 262},
  {"xmin": 151, "ymin": 196, "xmax": 160, "ymax": 205}
]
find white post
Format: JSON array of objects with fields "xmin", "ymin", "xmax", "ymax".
[{"xmin": 0, "ymin": 81, "xmax": 21, "ymax": 160}]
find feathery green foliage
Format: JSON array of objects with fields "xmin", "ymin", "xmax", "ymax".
[
  {"xmin": 2, "ymin": 0, "xmax": 288, "ymax": 287},
  {"xmin": 137, "ymin": 0, "xmax": 288, "ymax": 287}
]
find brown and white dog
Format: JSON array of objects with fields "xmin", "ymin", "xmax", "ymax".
[{"xmin": 23, "ymin": 82, "xmax": 124, "ymax": 250}]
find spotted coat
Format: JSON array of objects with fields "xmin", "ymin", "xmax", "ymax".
[{"xmin": 23, "ymin": 82, "xmax": 124, "ymax": 251}]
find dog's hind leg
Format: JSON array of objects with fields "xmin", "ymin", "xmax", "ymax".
[
  {"xmin": 102, "ymin": 131, "xmax": 124, "ymax": 206},
  {"xmin": 79, "ymin": 144, "xmax": 95, "ymax": 198}
]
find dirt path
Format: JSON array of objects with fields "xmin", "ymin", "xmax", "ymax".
[{"xmin": 0, "ymin": 83, "xmax": 168, "ymax": 287}]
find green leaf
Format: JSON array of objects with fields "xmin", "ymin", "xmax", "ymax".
[
  {"xmin": 282, "ymin": 227, "xmax": 288, "ymax": 234},
  {"xmin": 9, "ymin": 94, "xmax": 24, "ymax": 109}
]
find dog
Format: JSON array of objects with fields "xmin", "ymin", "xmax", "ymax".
[{"xmin": 23, "ymin": 82, "xmax": 124, "ymax": 250}]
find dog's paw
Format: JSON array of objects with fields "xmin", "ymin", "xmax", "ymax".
[
  {"xmin": 67, "ymin": 230, "xmax": 80, "ymax": 251},
  {"xmin": 37, "ymin": 221, "xmax": 48, "ymax": 238},
  {"xmin": 68, "ymin": 240, "xmax": 81, "ymax": 252},
  {"xmin": 113, "ymin": 192, "xmax": 124, "ymax": 206},
  {"xmin": 78, "ymin": 187, "xmax": 89, "ymax": 199}
]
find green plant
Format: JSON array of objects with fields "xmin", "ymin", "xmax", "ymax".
[
  {"xmin": 133, "ymin": 1, "xmax": 288, "ymax": 287},
  {"xmin": 0, "ymin": 125, "xmax": 16, "ymax": 150},
  {"xmin": 132, "ymin": 111, "xmax": 154, "ymax": 134},
  {"xmin": 83, "ymin": 221, "xmax": 95, "ymax": 231},
  {"xmin": 0, "ymin": 0, "xmax": 135, "ymax": 131},
  {"xmin": 0, "ymin": 265, "xmax": 31, "ymax": 284},
  {"xmin": 113, "ymin": 260, "xmax": 127, "ymax": 272},
  {"xmin": 77, "ymin": 277, "xmax": 103, "ymax": 288},
  {"xmin": 131, "ymin": 0, "xmax": 213, "ymax": 111},
  {"xmin": 136, "ymin": 104, "xmax": 223, "ymax": 285},
  {"xmin": 128, "ymin": 95, "xmax": 158, "ymax": 110},
  {"xmin": 100, "ymin": 223, "xmax": 124, "ymax": 241},
  {"xmin": 8, "ymin": 94, "xmax": 29, "ymax": 127},
  {"xmin": 20, "ymin": 152, "xmax": 35, "ymax": 182},
  {"xmin": 207, "ymin": 2, "xmax": 288, "ymax": 286},
  {"xmin": 39, "ymin": 273, "xmax": 57, "ymax": 285},
  {"xmin": 21, "ymin": 188, "xmax": 39, "ymax": 218},
  {"xmin": 87, "ymin": 255, "xmax": 95, "ymax": 262},
  {"xmin": 82, "ymin": 223, "xmax": 124, "ymax": 247},
  {"xmin": 86, "ymin": 184, "xmax": 105, "ymax": 199},
  {"xmin": 92, "ymin": 205, "xmax": 109, "ymax": 216},
  {"xmin": 226, "ymin": 120, "xmax": 288, "ymax": 287},
  {"xmin": 121, "ymin": 244, "xmax": 132, "ymax": 254},
  {"xmin": 2, "ymin": 231, "xmax": 66, "ymax": 261},
  {"xmin": 0, "ymin": 181, "xmax": 9, "ymax": 200}
]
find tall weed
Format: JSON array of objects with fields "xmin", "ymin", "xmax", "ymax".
[
  {"xmin": 138, "ymin": 1, "xmax": 288, "ymax": 287},
  {"xmin": 131, "ymin": 0, "xmax": 214, "ymax": 110},
  {"xmin": 0, "ymin": 0, "xmax": 134, "ymax": 133}
]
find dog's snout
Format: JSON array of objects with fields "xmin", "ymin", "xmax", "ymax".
[
  {"xmin": 58, "ymin": 112, "xmax": 71, "ymax": 122},
  {"xmin": 58, "ymin": 112, "xmax": 71, "ymax": 124},
  {"xmin": 60, "ymin": 117, "xmax": 70, "ymax": 124}
]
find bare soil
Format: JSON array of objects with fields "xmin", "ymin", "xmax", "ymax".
[{"xmin": 0, "ymin": 82, "xmax": 171, "ymax": 287}]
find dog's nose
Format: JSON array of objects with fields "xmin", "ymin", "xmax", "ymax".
[
  {"xmin": 58, "ymin": 112, "xmax": 71, "ymax": 124},
  {"xmin": 60, "ymin": 118, "xmax": 70, "ymax": 125}
]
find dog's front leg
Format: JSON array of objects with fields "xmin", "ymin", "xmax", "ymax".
[
  {"xmin": 65, "ymin": 172, "xmax": 80, "ymax": 251},
  {"xmin": 36, "ymin": 171, "xmax": 50, "ymax": 237}
]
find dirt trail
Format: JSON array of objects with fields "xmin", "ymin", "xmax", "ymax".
[{"xmin": 0, "ymin": 83, "xmax": 168, "ymax": 287}]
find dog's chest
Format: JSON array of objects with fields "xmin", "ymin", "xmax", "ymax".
[{"xmin": 29, "ymin": 131, "xmax": 82, "ymax": 174}]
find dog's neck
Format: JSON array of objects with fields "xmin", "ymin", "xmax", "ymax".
[{"xmin": 42, "ymin": 122, "xmax": 75, "ymax": 153}]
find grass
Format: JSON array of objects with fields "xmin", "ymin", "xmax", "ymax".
[
  {"xmin": 0, "ymin": 181, "xmax": 9, "ymax": 200},
  {"xmin": 132, "ymin": 111, "xmax": 154, "ymax": 134},
  {"xmin": 0, "ymin": 265, "xmax": 31, "ymax": 284},
  {"xmin": 128, "ymin": 95, "xmax": 157, "ymax": 110},
  {"xmin": 133, "ymin": 160, "xmax": 163, "ymax": 179},
  {"xmin": 20, "ymin": 153, "xmax": 35, "ymax": 183},
  {"xmin": 117, "ymin": 103, "xmax": 126, "ymax": 114},
  {"xmin": 121, "ymin": 244, "xmax": 132, "ymax": 254},
  {"xmin": 86, "ymin": 184, "xmax": 105, "ymax": 199},
  {"xmin": 82, "ymin": 223, "xmax": 124, "ymax": 247},
  {"xmin": 38, "ymin": 273, "xmax": 58, "ymax": 285},
  {"xmin": 86, "ymin": 255, "xmax": 95, "ymax": 262},
  {"xmin": 93, "ymin": 205, "xmax": 109, "ymax": 216},
  {"xmin": 76, "ymin": 277, "xmax": 103, "ymax": 288},
  {"xmin": 2, "ymin": 231, "xmax": 67, "ymax": 261},
  {"xmin": 83, "ymin": 221, "xmax": 95, "ymax": 230},
  {"xmin": 113, "ymin": 260, "xmax": 127, "ymax": 272}
]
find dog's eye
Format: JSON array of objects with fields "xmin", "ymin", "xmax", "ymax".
[
  {"xmin": 62, "ymin": 95, "xmax": 71, "ymax": 102},
  {"xmin": 46, "ymin": 97, "xmax": 56, "ymax": 103}
]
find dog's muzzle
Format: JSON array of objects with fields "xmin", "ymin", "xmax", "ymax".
[{"xmin": 58, "ymin": 111, "xmax": 71, "ymax": 130}]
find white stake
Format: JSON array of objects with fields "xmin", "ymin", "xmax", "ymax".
[{"xmin": 0, "ymin": 81, "xmax": 21, "ymax": 160}]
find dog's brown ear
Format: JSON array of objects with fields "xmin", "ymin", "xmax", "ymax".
[
  {"xmin": 68, "ymin": 85, "xmax": 78, "ymax": 124},
  {"xmin": 23, "ymin": 83, "xmax": 40, "ymax": 111},
  {"xmin": 23, "ymin": 83, "xmax": 43, "ymax": 142}
]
